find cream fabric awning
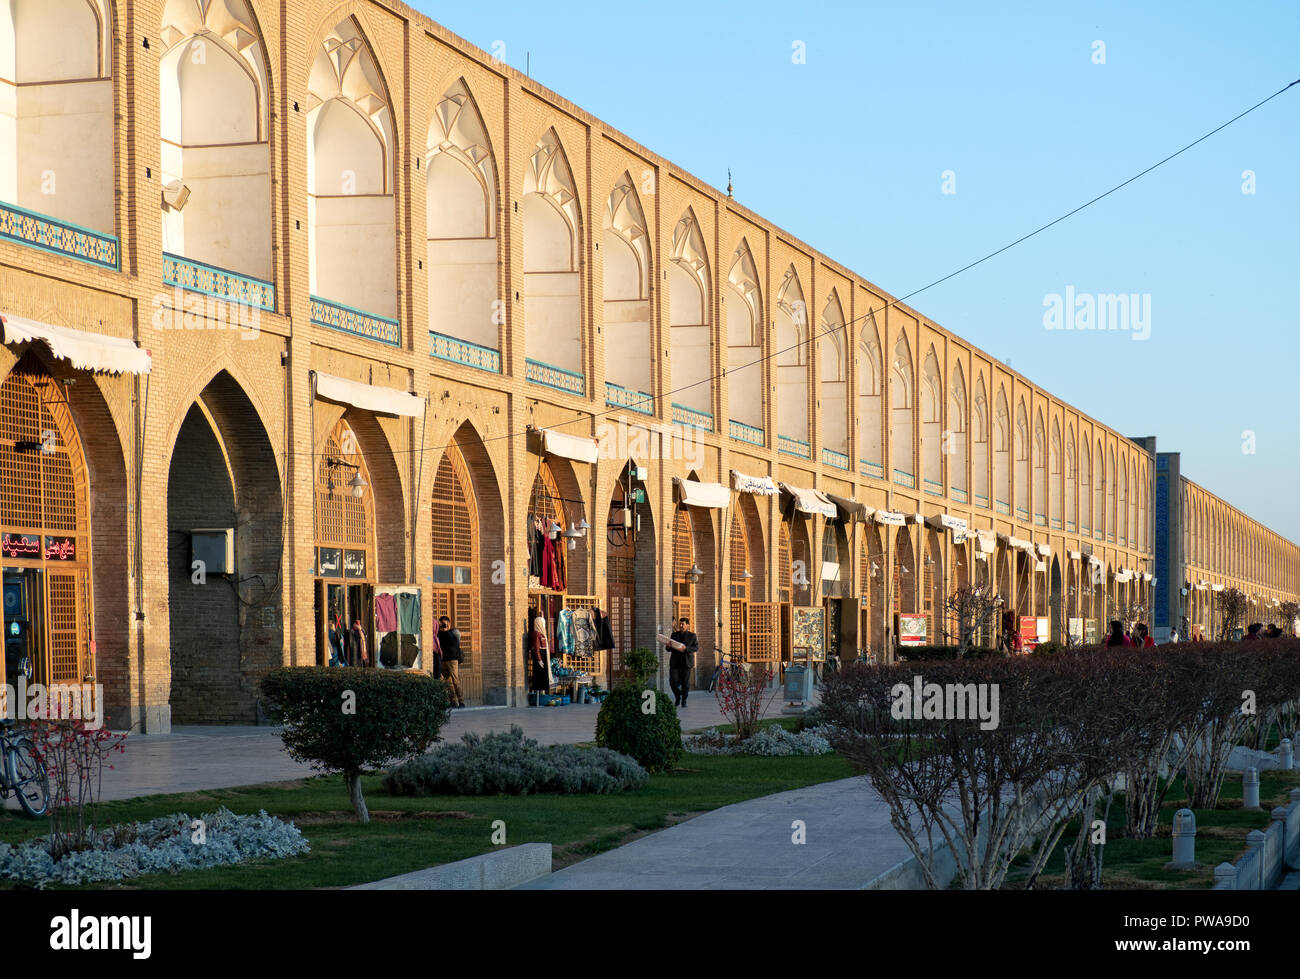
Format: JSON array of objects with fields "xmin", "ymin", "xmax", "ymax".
[
  {"xmin": 874, "ymin": 510, "xmax": 906, "ymax": 527},
  {"xmin": 780, "ymin": 483, "xmax": 837, "ymax": 519},
  {"xmin": 538, "ymin": 427, "xmax": 599, "ymax": 464},
  {"xmin": 827, "ymin": 493, "xmax": 871, "ymax": 523},
  {"xmin": 998, "ymin": 533, "xmax": 1033, "ymax": 551},
  {"xmin": 1036, "ymin": 543, "xmax": 1051, "ymax": 557},
  {"xmin": 2, "ymin": 313, "xmax": 151, "ymax": 374},
  {"xmin": 315, "ymin": 371, "xmax": 423, "ymax": 418},
  {"xmin": 1068, "ymin": 550, "xmax": 1082, "ymax": 560},
  {"xmin": 925, "ymin": 514, "xmax": 967, "ymax": 534},
  {"xmin": 730, "ymin": 470, "xmax": 778, "ymax": 496},
  {"xmin": 975, "ymin": 530, "xmax": 997, "ymax": 554},
  {"xmin": 674, "ymin": 477, "xmax": 731, "ymax": 509}
]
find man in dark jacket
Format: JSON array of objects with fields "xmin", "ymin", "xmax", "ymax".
[
  {"xmin": 667, "ymin": 617, "xmax": 698, "ymax": 708},
  {"xmin": 438, "ymin": 616, "xmax": 465, "ymax": 707}
]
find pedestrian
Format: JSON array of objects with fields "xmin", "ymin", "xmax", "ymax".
[
  {"xmin": 667, "ymin": 617, "xmax": 698, "ymax": 708},
  {"xmin": 1243, "ymin": 622, "xmax": 1263, "ymax": 642},
  {"xmin": 428, "ymin": 624, "xmax": 443, "ymax": 683},
  {"xmin": 1104, "ymin": 620, "xmax": 1130, "ymax": 647},
  {"xmin": 349, "ymin": 619, "xmax": 369, "ymax": 666},
  {"xmin": 1168, "ymin": 627, "xmax": 1180, "ymax": 644},
  {"xmin": 1137, "ymin": 623, "xmax": 1156, "ymax": 648},
  {"xmin": 438, "ymin": 615, "xmax": 465, "ymax": 707}
]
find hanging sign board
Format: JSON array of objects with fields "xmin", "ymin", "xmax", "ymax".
[
  {"xmin": 43, "ymin": 536, "xmax": 76, "ymax": 561},
  {"xmin": 1, "ymin": 533, "xmax": 41, "ymax": 559},
  {"xmin": 1020, "ymin": 616, "xmax": 1039, "ymax": 653},
  {"xmin": 899, "ymin": 615, "xmax": 927, "ymax": 646},
  {"xmin": 343, "ymin": 549, "xmax": 367, "ymax": 579},
  {"xmin": 1068, "ymin": 617, "xmax": 1084, "ymax": 644},
  {"xmin": 318, "ymin": 547, "xmax": 342, "ymax": 578}
]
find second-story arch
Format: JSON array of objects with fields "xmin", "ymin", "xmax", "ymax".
[
  {"xmin": 857, "ymin": 317, "xmax": 883, "ymax": 477},
  {"xmin": 160, "ymin": 0, "xmax": 271, "ymax": 282},
  {"xmin": 427, "ymin": 78, "xmax": 499, "ymax": 359},
  {"xmin": 668, "ymin": 209, "xmax": 711, "ymax": 424},
  {"xmin": 523, "ymin": 128, "xmax": 583, "ymax": 384},
  {"xmin": 993, "ymin": 387, "xmax": 1010, "ymax": 514},
  {"xmin": 307, "ymin": 16, "xmax": 397, "ymax": 322},
  {"xmin": 890, "ymin": 332, "xmax": 915, "ymax": 487},
  {"xmin": 603, "ymin": 172, "xmax": 652, "ymax": 402},
  {"xmin": 920, "ymin": 346, "xmax": 942, "ymax": 493},
  {"xmin": 726, "ymin": 240, "xmax": 763, "ymax": 434},
  {"xmin": 775, "ymin": 266, "xmax": 809, "ymax": 452},
  {"xmin": 949, "ymin": 361, "xmax": 968, "ymax": 500},
  {"xmin": 819, "ymin": 290, "xmax": 849, "ymax": 465},
  {"xmin": 972, "ymin": 374, "xmax": 989, "ymax": 507}
]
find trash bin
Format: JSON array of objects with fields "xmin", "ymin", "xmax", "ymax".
[{"xmin": 784, "ymin": 663, "xmax": 812, "ymax": 703}]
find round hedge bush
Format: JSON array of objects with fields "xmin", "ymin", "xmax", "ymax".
[{"xmin": 595, "ymin": 685, "xmax": 683, "ymax": 773}]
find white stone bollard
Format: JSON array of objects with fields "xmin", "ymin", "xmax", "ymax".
[
  {"xmin": 1245, "ymin": 830, "xmax": 1267, "ymax": 890},
  {"xmin": 1279, "ymin": 738, "xmax": 1293, "ymax": 771},
  {"xmin": 1170, "ymin": 808, "xmax": 1197, "ymax": 868},
  {"xmin": 1214, "ymin": 861, "xmax": 1238, "ymax": 889},
  {"xmin": 1243, "ymin": 767, "xmax": 1261, "ymax": 810}
]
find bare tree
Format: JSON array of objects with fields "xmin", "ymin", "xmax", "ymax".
[
  {"xmin": 1279, "ymin": 600, "xmax": 1299, "ymax": 638},
  {"xmin": 1217, "ymin": 587, "xmax": 1249, "ymax": 641},
  {"xmin": 942, "ymin": 585, "xmax": 1004, "ymax": 653}
]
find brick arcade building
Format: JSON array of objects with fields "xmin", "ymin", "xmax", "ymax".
[{"xmin": 2, "ymin": 0, "xmax": 1296, "ymax": 732}]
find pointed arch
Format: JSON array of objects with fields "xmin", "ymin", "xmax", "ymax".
[
  {"xmin": 1117, "ymin": 455, "xmax": 1128, "ymax": 545},
  {"xmin": 820, "ymin": 289, "xmax": 849, "ymax": 459},
  {"xmin": 307, "ymin": 15, "xmax": 397, "ymax": 319},
  {"xmin": 1065, "ymin": 424, "xmax": 1076, "ymax": 531},
  {"xmin": 948, "ymin": 361, "xmax": 968, "ymax": 498},
  {"xmin": 521, "ymin": 127, "xmax": 583, "ymax": 378},
  {"xmin": 1013, "ymin": 398, "xmax": 1029, "ymax": 520},
  {"xmin": 603, "ymin": 171, "xmax": 652, "ymax": 398},
  {"xmin": 972, "ymin": 373, "xmax": 989, "ymax": 507},
  {"xmin": 726, "ymin": 238, "xmax": 763, "ymax": 431},
  {"xmin": 1106, "ymin": 445, "xmax": 1116, "ymax": 541},
  {"xmin": 1032, "ymin": 408, "xmax": 1046, "ymax": 524},
  {"xmin": 890, "ymin": 332, "xmax": 915, "ymax": 485},
  {"xmin": 427, "ymin": 77, "xmax": 499, "ymax": 356},
  {"xmin": 1094, "ymin": 438, "xmax": 1105, "ymax": 539},
  {"xmin": 993, "ymin": 387, "xmax": 1010, "ymax": 513},
  {"xmin": 920, "ymin": 346, "xmax": 942, "ymax": 493},
  {"xmin": 857, "ymin": 315, "xmax": 884, "ymax": 474},
  {"xmin": 1080, "ymin": 436, "xmax": 1092, "ymax": 534},
  {"xmin": 1049, "ymin": 417, "xmax": 1061, "ymax": 528},
  {"xmin": 775, "ymin": 266, "xmax": 810, "ymax": 447},
  {"xmin": 668, "ymin": 207, "xmax": 712, "ymax": 419},
  {"xmin": 1, "ymin": 0, "xmax": 116, "ymax": 234}
]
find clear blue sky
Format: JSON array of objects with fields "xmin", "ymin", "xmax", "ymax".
[{"xmin": 413, "ymin": 0, "xmax": 1300, "ymax": 544}]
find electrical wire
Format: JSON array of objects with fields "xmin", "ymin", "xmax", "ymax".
[{"xmin": 281, "ymin": 76, "xmax": 1299, "ymax": 465}]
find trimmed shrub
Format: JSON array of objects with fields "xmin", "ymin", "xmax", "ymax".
[
  {"xmin": 685, "ymin": 725, "xmax": 834, "ymax": 756},
  {"xmin": 595, "ymin": 685, "xmax": 683, "ymax": 773},
  {"xmin": 897, "ymin": 644, "xmax": 1003, "ymax": 661},
  {"xmin": 260, "ymin": 667, "xmax": 451, "ymax": 823},
  {"xmin": 382, "ymin": 726, "xmax": 647, "ymax": 796}
]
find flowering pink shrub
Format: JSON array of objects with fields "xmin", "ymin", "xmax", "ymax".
[
  {"xmin": 715, "ymin": 664, "xmax": 772, "ymax": 741},
  {"xmin": 26, "ymin": 710, "xmax": 127, "ymax": 861}
]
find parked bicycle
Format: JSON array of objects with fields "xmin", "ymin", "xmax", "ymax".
[
  {"xmin": 0, "ymin": 719, "xmax": 49, "ymax": 818},
  {"xmin": 705, "ymin": 646, "xmax": 746, "ymax": 694}
]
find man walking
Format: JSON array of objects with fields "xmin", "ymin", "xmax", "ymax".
[
  {"xmin": 667, "ymin": 617, "xmax": 698, "ymax": 708},
  {"xmin": 438, "ymin": 615, "xmax": 465, "ymax": 708}
]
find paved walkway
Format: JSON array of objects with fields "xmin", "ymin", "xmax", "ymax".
[
  {"xmin": 517, "ymin": 776, "xmax": 915, "ymax": 890},
  {"xmin": 58, "ymin": 687, "xmax": 808, "ymax": 803}
]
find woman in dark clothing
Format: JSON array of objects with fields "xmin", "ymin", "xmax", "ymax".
[{"xmin": 1104, "ymin": 620, "xmax": 1131, "ymax": 647}]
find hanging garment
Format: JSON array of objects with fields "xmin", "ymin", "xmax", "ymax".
[
  {"xmin": 529, "ymin": 515, "xmax": 545, "ymax": 577},
  {"xmin": 591, "ymin": 607, "xmax": 616, "ymax": 651},
  {"xmin": 374, "ymin": 593, "xmax": 398, "ymax": 633},
  {"xmin": 328, "ymin": 625, "xmax": 345, "ymax": 666},
  {"xmin": 556, "ymin": 608, "xmax": 576, "ymax": 655},
  {"xmin": 572, "ymin": 609, "xmax": 597, "ymax": 662},
  {"xmin": 541, "ymin": 532, "xmax": 558, "ymax": 589},
  {"xmin": 529, "ymin": 629, "xmax": 551, "ymax": 692},
  {"xmin": 350, "ymin": 623, "xmax": 369, "ymax": 666},
  {"xmin": 398, "ymin": 592, "xmax": 421, "ymax": 636},
  {"xmin": 379, "ymin": 631, "xmax": 400, "ymax": 668}
]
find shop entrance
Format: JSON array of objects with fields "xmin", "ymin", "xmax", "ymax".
[
  {"xmin": 315, "ymin": 578, "xmax": 375, "ymax": 666},
  {"xmin": 1, "ymin": 361, "xmax": 94, "ymax": 696}
]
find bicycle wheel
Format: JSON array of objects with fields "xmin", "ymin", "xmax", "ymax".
[{"xmin": 9, "ymin": 738, "xmax": 49, "ymax": 818}]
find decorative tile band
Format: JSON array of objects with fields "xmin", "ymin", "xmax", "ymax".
[
  {"xmin": 975, "ymin": 492, "xmax": 990, "ymax": 507},
  {"xmin": 1016, "ymin": 506, "xmax": 1030, "ymax": 520},
  {"xmin": 605, "ymin": 381, "xmax": 654, "ymax": 414},
  {"xmin": 952, "ymin": 488, "xmax": 969, "ymax": 504},
  {"xmin": 0, "ymin": 200, "xmax": 118, "ymax": 270},
  {"xmin": 893, "ymin": 469, "xmax": 916, "ymax": 489},
  {"xmin": 311, "ymin": 295, "xmax": 400, "ymax": 346},
  {"xmin": 526, "ymin": 357, "xmax": 585, "ymax": 396},
  {"xmin": 671, "ymin": 402, "xmax": 713, "ymax": 430},
  {"xmin": 860, "ymin": 459, "xmax": 886, "ymax": 480},
  {"xmin": 163, "ymin": 252, "xmax": 274, "ymax": 311},
  {"xmin": 778, "ymin": 435, "xmax": 811, "ymax": 459},
  {"xmin": 1051, "ymin": 517, "xmax": 1063, "ymax": 530},
  {"xmin": 1035, "ymin": 514, "xmax": 1047, "ymax": 526},
  {"xmin": 823, "ymin": 448, "xmax": 850, "ymax": 470},
  {"xmin": 1067, "ymin": 521, "xmax": 1077, "ymax": 533},
  {"xmin": 923, "ymin": 477, "xmax": 943, "ymax": 496},
  {"xmin": 429, "ymin": 330, "xmax": 500, "ymax": 373},
  {"xmin": 729, "ymin": 419, "xmax": 765, "ymax": 446},
  {"xmin": 996, "ymin": 500, "xmax": 1011, "ymax": 515}
]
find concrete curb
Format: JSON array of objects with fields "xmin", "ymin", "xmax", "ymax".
[{"xmin": 349, "ymin": 843, "xmax": 552, "ymax": 890}]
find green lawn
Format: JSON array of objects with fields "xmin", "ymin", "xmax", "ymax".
[
  {"xmin": 0, "ymin": 752, "xmax": 852, "ymax": 890},
  {"xmin": 1003, "ymin": 770, "xmax": 1300, "ymax": 889}
]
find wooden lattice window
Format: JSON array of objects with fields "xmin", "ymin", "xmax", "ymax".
[
  {"xmin": 778, "ymin": 521, "xmax": 791, "ymax": 603},
  {"xmin": 672, "ymin": 507, "xmax": 694, "ymax": 621},
  {"xmin": 432, "ymin": 443, "xmax": 478, "ymax": 662},
  {"xmin": 729, "ymin": 513, "xmax": 748, "ymax": 599},
  {"xmin": 822, "ymin": 522, "xmax": 842, "ymax": 598},
  {"xmin": 315, "ymin": 417, "xmax": 373, "ymax": 557},
  {"xmin": 562, "ymin": 594, "xmax": 604, "ymax": 675},
  {"xmin": 745, "ymin": 602, "xmax": 780, "ymax": 664},
  {"xmin": 0, "ymin": 361, "xmax": 92, "ymax": 683},
  {"xmin": 530, "ymin": 464, "xmax": 562, "ymax": 526}
]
